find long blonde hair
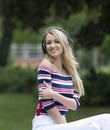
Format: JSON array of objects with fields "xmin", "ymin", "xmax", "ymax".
[{"xmin": 42, "ymin": 27, "xmax": 85, "ymax": 96}]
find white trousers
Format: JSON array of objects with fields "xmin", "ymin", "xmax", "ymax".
[{"xmin": 32, "ymin": 113, "xmax": 110, "ymax": 130}]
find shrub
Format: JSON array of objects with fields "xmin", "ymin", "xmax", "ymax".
[
  {"xmin": 0, "ymin": 66, "xmax": 37, "ymax": 93},
  {"xmin": 81, "ymin": 68, "xmax": 110, "ymax": 106},
  {"xmin": 0, "ymin": 66, "xmax": 110, "ymax": 106}
]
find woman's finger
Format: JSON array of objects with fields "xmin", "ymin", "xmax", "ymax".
[{"xmin": 43, "ymin": 80, "xmax": 50, "ymax": 87}]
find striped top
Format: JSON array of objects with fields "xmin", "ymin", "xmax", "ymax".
[{"xmin": 36, "ymin": 66, "xmax": 80, "ymax": 116}]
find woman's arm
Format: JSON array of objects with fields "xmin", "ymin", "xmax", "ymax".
[
  {"xmin": 39, "ymin": 81, "xmax": 79, "ymax": 111},
  {"xmin": 52, "ymin": 91, "xmax": 78, "ymax": 110},
  {"xmin": 37, "ymin": 61, "xmax": 67, "ymax": 124},
  {"xmin": 47, "ymin": 107, "xmax": 67, "ymax": 124}
]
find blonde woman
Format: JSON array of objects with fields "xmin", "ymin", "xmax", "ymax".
[{"xmin": 32, "ymin": 27, "xmax": 110, "ymax": 130}]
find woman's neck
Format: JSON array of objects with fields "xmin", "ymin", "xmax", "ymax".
[
  {"xmin": 52, "ymin": 56, "xmax": 62, "ymax": 69},
  {"xmin": 54, "ymin": 60, "xmax": 63, "ymax": 71},
  {"xmin": 53, "ymin": 58, "xmax": 68, "ymax": 76}
]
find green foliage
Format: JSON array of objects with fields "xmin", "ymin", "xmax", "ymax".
[
  {"xmin": 0, "ymin": 93, "xmax": 110, "ymax": 130},
  {"xmin": 12, "ymin": 28, "xmax": 41, "ymax": 43},
  {"xmin": 0, "ymin": 66, "xmax": 37, "ymax": 93},
  {"xmin": 76, "ymin": 1, "xmax": 110, "ymax": 49},
  {"xmin": 0, "ymin": 66, "xmax": 110, "ymax": 107},
  {"xmin": 81, "ymin": 67, "xmax": 110, "ymax": 106},
  {"xmin": 0, "ymin": 0, "xmax": 52, "ymax": 66},
  {"xmin": 67, "ymin": 107, "xmax": 110, "ymax": 122},
  {"xmin": 1, "ymin": 0, "xmax": 110, "ymax": 66},
  {"xmin": 100, "ymin": 35, "xmax": 110, "ymax": 64},
  {"xmin": 0, "ymin": 17, "xmax": 2, "ymax": 41}
]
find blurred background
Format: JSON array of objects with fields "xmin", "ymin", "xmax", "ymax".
[{"xmin": 0, "ymin": 0, "xmax": 110, "ymax": 130}]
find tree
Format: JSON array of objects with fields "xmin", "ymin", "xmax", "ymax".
[
  {"xmin": 76, "ymin": 0, "xmax": 110, "ymax": 48},
  {"xmin": 52, "ymin": 0, "xmax": 110, "ymax": 49},
  {"xmin": 0, "ymin": 0, "xmax": 110, "ymax": 66},
  {"xmin": 0, "ymin": 0, "xmax": 52, "ymax": 66}
]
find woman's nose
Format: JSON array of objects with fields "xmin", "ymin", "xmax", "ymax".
[{"xmin": 51, "ymin": 42, "xmax": 56, "ymax": 47}]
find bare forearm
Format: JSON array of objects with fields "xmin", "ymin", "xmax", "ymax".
[
  {"xmin": 47, "ymin": 107, "xmax": 67, "ymax": 124},
  {"xmin": 52, "ymin": 92, "xmax": 77, "ymax": 110},
  {"xmin": 39, "ymin": 81, "xmax": 78, "ymax": 110}
]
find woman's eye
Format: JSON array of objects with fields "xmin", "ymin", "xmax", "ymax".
[
  {"xmin": 46, "ymin": 40, "xmax": 60, "ymax": 45},
  {"xmin": 55, "ymin": 40, "xmax": 60, "ymax": 44},
  {"xmin": 46, "ymin": 42, "xmax": 51, "ymax": 45}
]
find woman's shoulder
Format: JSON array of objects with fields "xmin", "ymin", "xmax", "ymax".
[
  {"xmin": 38, "ymin": 58, "xmax": 53, "ymax": 71},
  {"xmin": 39, "ymin": 58, "xmax": 51, "ymax": 67}
]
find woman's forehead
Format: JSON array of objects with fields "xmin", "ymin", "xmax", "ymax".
[{"xmin": 45, "ymin": 33, "xmax": 58, "ymax": 41}]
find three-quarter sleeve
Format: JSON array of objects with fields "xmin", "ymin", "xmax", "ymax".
[
  {"xmin": 37, "ymin": 66, "xmax": 56, "ymax": 111},
  {"xmin": 72, "ymin": 89, "xmax": 80, "ymax": 110}
]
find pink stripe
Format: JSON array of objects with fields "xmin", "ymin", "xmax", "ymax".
[
  {"xmin": 53, "ymin": 78, "xmax": 72, "ymax": 83},
  {"xmin": 57, "ymin": 106, "xmax": 68, "ymax": 110},
  {"xmin": 39, "ymin": 66, "xmax": 54, "ymax": 73},
  {"xmin": 53, "ymin": 88, "xmax": 73, "ymax": 93},
  {"xmin": 42, "ymin": 101, "xmax": 54, "ymax": 107}
]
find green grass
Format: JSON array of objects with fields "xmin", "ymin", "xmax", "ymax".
[
  {"xmin": 0, "ymin": 93, "xmax": 36, "ymax": 130},
  {"xmin": 67, "ymin": 107, "xmax": 110, "ymax": 122},
  {"xmin": 0, "ymin": 93, "xmax": 110, "ymax": 130}
]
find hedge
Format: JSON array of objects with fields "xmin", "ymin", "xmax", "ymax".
[
  {"xmin": 0, "ymin": 66, "xmax": 110, "ymax": 106},
  {"xmin": 81, "ymin": 68, "xmax": 110, "ymax": 106},
  {"xmin": 0, "ymin": 66, "xmax": 37, "ymax": 93}
]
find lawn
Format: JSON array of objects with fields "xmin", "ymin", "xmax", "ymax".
[{"xmin": 0, "ymin": 93, "xmax": 110, "ymax": 130}]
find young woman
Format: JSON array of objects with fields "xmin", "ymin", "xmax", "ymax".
[{"xmin": 32, "ymin": 27, "xmax": 110, "ymax": 130}]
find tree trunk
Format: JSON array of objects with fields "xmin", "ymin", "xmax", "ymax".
[
  {"xmin": 92, "ymin": 47, "xmax": 99, "ymax": 70},
  {"xmin": 0, "ymin": 16, "xmax": 14, "ymax": 66}
]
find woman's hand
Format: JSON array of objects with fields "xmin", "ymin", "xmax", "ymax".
[{"xmin": 39, "ymin": 81, "xmax": 55, "ymax": 99}]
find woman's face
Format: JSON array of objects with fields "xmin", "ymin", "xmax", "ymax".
[{"xmin": 45, "ymin": 33, "xmax": 63, "ymax": 58}]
